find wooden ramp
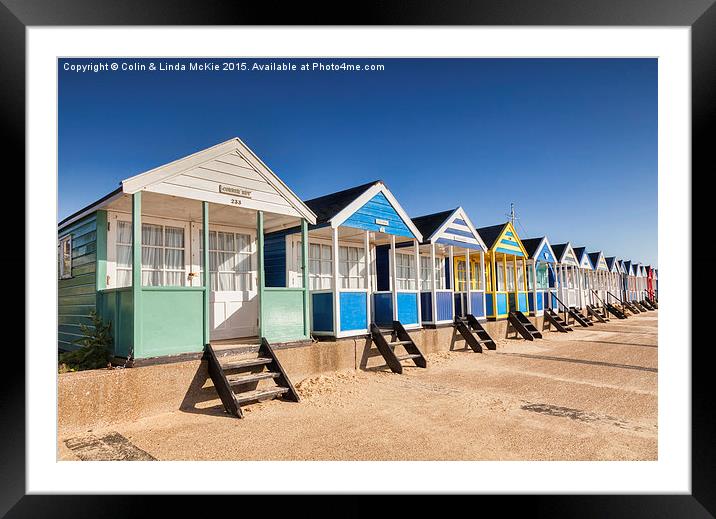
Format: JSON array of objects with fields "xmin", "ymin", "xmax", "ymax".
[
  {"xmin": 204, "ymin": 338, "xmax": 300, "ymax": 419},
  {"xmin": 453, "ymin": 314, "xmax": 497, "ymax": 352},
  {"xmin": 508, "ymin": 311, "xmax": 543, "ymax": 341},
  {"xmin": 370, "ymin": 321, "xmax": 427, "ymax": 374}
]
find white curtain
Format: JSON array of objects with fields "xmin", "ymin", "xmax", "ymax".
[{"xmin": 116, "ymin": 221, "xmax": 133, "ymax": 287}]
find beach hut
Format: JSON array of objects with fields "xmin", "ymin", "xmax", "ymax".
[
  {"xmin": 587, "ymin": 251, "xmax": 610, "ymax": 306},
  {"xmin": 623, "ymin": 260, "xmax": 636, "ymax": 301},
  {"xmin": 605, "ymin": 257, "xmax": 622, "ymax": 302},
  {"xmin": 573, "ymin": 247, "xmax": 594, "ymax": 309},
  {"xmin": 653, "ymin": 268, "xmax": 658, "ymax": 300},
  {"xmin": 267, "ymin": 180, "xmax": 423, "ymax": 338},
  {"xmin": 476, "ymin": 222, "xmax": 529, "ymax": 320},
  {"xmin": 57, "ymin": 138, "xmax": 317, "ymax": 360},
  {"xmin": 521, "ymin": 236, "xmax": 558, "ymax": 317},
  {"xmin": 551, "ymin": 243, "xmax": 580, "ymax": 310},
  {"xmin": 410, "ymin": 207, "xmax": 488, "ymax": 326},
  {"xmin": 634, "ymin": 262, "xmax": 644, "ymax": 301}
]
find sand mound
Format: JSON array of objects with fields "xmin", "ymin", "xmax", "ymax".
[{"xmin": 295, "ymin": 369, "xmax": 366, "ymax": 401}]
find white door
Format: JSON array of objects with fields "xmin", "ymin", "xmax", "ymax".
[{"xmin": 198, "ymin": 225, "xmax": 258, "ymax": 341}]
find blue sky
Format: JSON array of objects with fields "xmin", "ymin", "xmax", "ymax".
[{"xmin": 59, "ymin": 58, "xmax": 657, "ymax": 265}]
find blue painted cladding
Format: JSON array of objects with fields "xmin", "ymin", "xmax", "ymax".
[
  {"xmin": 496, "ymin": 293, "xmax": 508, "ymax": 315},
  {"xmin": 375, "ymin": 245, "xmax": 390, "ymax": 291},
  {"xmin": 470, "ymin": 292, "xmax": 485, "ymax": 318},
  {"xmin": 340, "ymin": 291, "xmax": 367, "ymax": 331},
  {"xmin": 518, "ymin": 293, "xmax": 528, "ymax": 311},
  {"xmin": 528, "ymin": 292, "xmax": 536, "ymax": 312},
  {"xmin": 454, "ymin": 293, "xmax": 463, "ymax": 316},
  {"xmin": 436, "ymin": 291, "xmax": 453, "ymax": 321},
  {"xmin": 548, "ymin": 265, "xmax": 557, "ymax": 287},
  {"xmin": 445, "ymin": 260, "xmax": 451, "ymax": 289},
  {"xmin": 535, "ymin": 243, "xmax": 556, "ymax": 263},
  {"xmin": 420, "ymin": 292, "xmax": 432, "ymax": 322},
  {"xmin": 264, "ymin": 230, "xmax": 289, "ymax": 288},
  {"xmin": 453, "ymin": 218, "xmax": 468, "ymax": 226},
  {"xmin": 435, "ymin": 237, "xmax": 484, "ymax": 251},
  {"xmin": 495, "ymin": 247, "xmax": 525, "ymax": 257},
  {"xmin": 485, "ymin": 293, "xmax": 494, "ymax": 317},
  {"xmin": 536, "ymin": 291, "xmax": 544, "ymax": 311},
  {"xmin": 342, "ymin": 192, "xmax": 415, "ymax": 238},
  {"xmin": 311, "ymin": 292, "xmax": 333, "ymax": 332},
  {"xmin": 373, "ymin": 293, "xmax": 393, "ymax": 326},
  {"xmin": 397, "ymin": 292, "xmax": 419, "ymax": 325}
]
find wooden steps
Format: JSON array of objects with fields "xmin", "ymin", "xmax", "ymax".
[
  {"xmin": 605, "ymin": 303, "xmax": 628, "ymax": 319},
  {"xmin": 453, "ymin": 314, "xmax": 497, "ymax": 352},
  {"xmin": 640, "ymin": 299, "xmax": 656, "ymax": 310},
  {"xmin": 508, "ymin": 311, "xmax": 543, "ymax": 341},
  {"xmin": 204, "ymin": 338, "xmax": 300, "ymax": 419},
  {"xmin": 586, "ymin": 304, "xmax": 609, "ymax": 323},
  {"xmin": 544, "ymin": 308, "xmax": 573, "ymax": 332},
  {"xmin": 567, "ymin": 307, "xmax": 592, "ymax": 328},
  {"xmin": 369, "ymin": 321, "xmax": 427, "ymax": 374}
]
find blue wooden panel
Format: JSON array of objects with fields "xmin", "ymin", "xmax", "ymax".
[
  {"xmin": 311, "ymin": 292, "xmax": 333, "ymax": 332},
  {"xmin": 373, "ymin": 292, "xmax": 393, "ymax": 327},
  {"xmin": 453, "ymin": 293, "xmax": 463, "ymax": 317},
  {"xmin": 375, "ymin": 245, "xmax": 390, "ymax": 291},
  {"xmin": 342, "ymin": 192, "xmax": 415, "ymax": 238},
  {"xmin": 496, "ymin": 293, "xmax": 508, "ymax": 316},
  {"xmin": 536, "ymin": 291, "xmax": 544, "ymax": 311},
  {"xmin": 495, "ymin": 247, "xmax": 525, "ymax": 257},
  {"xmin": 486, "ymin": 293, "xmax": 494, "ymax": 317},
  {"xmin": 397, "ymin": 292, "xmax": 419, "ymax": 325},
  {"xmin": 535, "ymin": 243, "xmax": 556, "ymax": 263},
  {"xmin": 436, "ymin": 291, "xmax": 453, "ymax": 321},
  {"xmin": 264, "ymin": 229, "xmax": 288, "ymax": 288},
  {"xmin": 470, "ymin": 292, "xmax": 485, "ymax": 318},
  {"xmin": 435, "ymin": 237, "xmax": 485, "ymax": 251},
  {"xmin": 528, "ymin": 292, "xmax": 536, "ymax": 312},
  {"xmin": 340, "ymin": 291, "xmax": 367, "ymax": 331},
  {"xmin": 518, "ymin": 292, "xmax": 528, "ymax": 312},
  {"xmin": 420, "ymin": 291, "xmax": 432, "ymax": 322}
]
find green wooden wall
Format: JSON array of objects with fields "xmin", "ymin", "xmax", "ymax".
[{"xmin": 58, "ymin": 212, "xmax": 103, "ymax": 351}]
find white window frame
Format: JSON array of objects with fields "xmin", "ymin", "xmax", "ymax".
[
  {"xmin": 420, "ymin": 255, "xmax": 445, "ymax": 291},
  {"xmin": 106, "ymin": 212, "xmax": 191, "ymax": 289},
  {"xmin": 338, "ymin": 244, "xmax": 366, "ymax": 290},
  {"xmin": 394, "ymin": 250, "xmax": 416, "ymax": 291},
  {"xmin": 59, "ymin": 235, "xmax": 72, "ymax": 279},
  {"xmin": 199, "ymin": 227, "xmax": 255, "ymax": 292}
]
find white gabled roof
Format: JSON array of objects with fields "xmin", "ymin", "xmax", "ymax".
[
  {"xmin": 121, "ymin": 138, "xmax": 316, "ymax": 224},
  {"xmin": 430, "ymin": 207, "xmax": 487, "ymax": 251}
]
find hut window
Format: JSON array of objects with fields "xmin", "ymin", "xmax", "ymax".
[
  {"xmin": 420, "ymin": 256, "xmax": 445, "ymax": 290},
  {"xmin": 506, "ymin": 262, "xmax": 516, "ymax": 291},
  {"xmin": 115, "ymin": 221, "xmax": 133, "ymax": 287},
  {"xmin": 471, "ymin": 260, "xmax": 483, "ymax": 291},
  {"xmin": 527, "ymin": 265, "xmax": 534, "ymax": 290},
  {"xmin": 142, "ymin": 224, "xmax": 186, "ymax": 286},
  {"xmin": 536, "ymin": 263, "xmax": 549, "ymax": 289},
  {"xmin": 455, "ymin": 259, "xmax": 466, "ymax": 292},
  {"xmin": 517, "ymin": 261, "xmax": 525, "ymax": 291},
  {"xmin": 339, "ymin": 245, "xmax": 365, "ymax": 289},
  {"xmin": 395, "ymin": 252, "xmax": 416, "ymax": 290},
  {"xmin": 308, "ymin": 243, "xmax": 333, "ymax": 290},
  {"xmin": 200, "ymin": 230, "xmax": 252, "ymax": 291},
  {"xmin": 58, "ymin": 235, "xmax": 72, "ymax": 279},
  {"xmin": 495, "ymin": 260, "xmax": 505, "ymax": 291}
]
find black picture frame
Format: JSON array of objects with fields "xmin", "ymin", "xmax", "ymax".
[{"xmin": 4, "ymin": 1, "xmax": 710, "ymax": 515}]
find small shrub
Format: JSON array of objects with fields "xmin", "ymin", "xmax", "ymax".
[{"xmin": 59, "ymin": 311, "xmax": 113, "ymax": 372}]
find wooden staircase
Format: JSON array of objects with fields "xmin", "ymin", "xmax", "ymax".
[
  {"xmin": 633, "ymin": 300, "xmax": 648, "ymax": 312},
  {"xmin": 567, "ymin": 307, "xmax": 592, "ymax": 328},
  {"xmin": 508, "ymin": 311, "xmax": 543, "ymax": 341},
  {"xmin": 544, "ymin": 308, "xmax": 573, "ymax": 332},
  {"xmin": 586, "ymin": 304, "xmax": 610, "ymax": 323},
  {"xmin": 640, "ymin": 299, "xmax": 656, "ymax": 310},
  {"xmin": 204, "ymin": 338, "xmax": 300, "ymax": 419},
  {"xmin": 605, "ymin": 302, "xmax": 628, "ymax": 319},
  {"xmin": 453, "ymin": 314, "xmax": 497, "ymax": 352},
  {"xmin": 370, "ymin": 321, "xmax": 427, "ymax": 374}
]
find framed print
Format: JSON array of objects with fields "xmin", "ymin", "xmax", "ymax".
[{"xmin": 5, "ymin": 0, "xmax": 712, "ymax": 515}]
